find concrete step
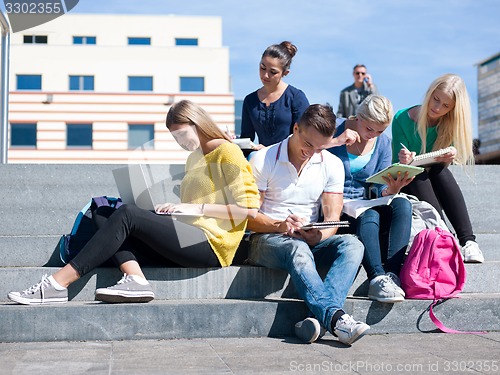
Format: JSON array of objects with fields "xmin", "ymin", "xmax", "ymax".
[
  {"xmin": 0, "ymin": 293, "xmax": 498, "ymax": 343},
  {"xmin": 1, "ymin": 260, "xmax": 499, "ymax": 304}
]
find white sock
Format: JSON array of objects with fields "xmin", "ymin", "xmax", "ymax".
[
  {"xmin": 128, "ymin": 274, "xmax": 149, "ymax": 285},
  {"xmin": 48, "ymin": 275, "xmax": 66, "ymax": 290}
]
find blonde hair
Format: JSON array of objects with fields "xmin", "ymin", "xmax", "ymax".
[
  {"xmin": 417, "ymin": 74, "xmax": 473, "ymax": 165},
  {"xmin": 355, "ymin": 95, "xmax": 394, "ymax": 126},
  {"xmin": 165, "ymin": 100, "xmax": 232, "ymax": 142}
]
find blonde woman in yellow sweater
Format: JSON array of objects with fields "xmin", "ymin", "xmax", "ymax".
[{"xmin": 9, "ymin": 100, "xmax": 261, "ymax": 305}]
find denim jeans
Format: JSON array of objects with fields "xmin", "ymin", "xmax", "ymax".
[
  {"xmin": 248, "ymin": 233, "xmax": 364, "ymax": 332},
  {"xmin": 357, "ymin": 196, "xmax": 412, "ymax": 280}
]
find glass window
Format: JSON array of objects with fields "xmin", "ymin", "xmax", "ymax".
[
  {"xmin": 128, "ymin": 37, "xmax": 151, "ymax": 45},
  {"xmin": 73, "ymin": 36, "xmax": 96, "ymax": 45},
  {"xmin": 180, "ymin": 77, "xmax": 204, "ymax": 92},
  {"xmin": 67, "ymin": 124, "xmax": 92, "ymax": 148},
  {"xmin": 11, "ymin": 123, "xmax": 37, "ymax": 147},
  {"xmin": 23, "ymin": 35, "xmax": 47, "ymax": 44},
  {"xmin": 128, "ymin": 76, "xmax": 153, "ymax": 91},
  {"xmin": 234, "ymin": 99, "xmax": 244, "ymax": 136},
  {"xmin": 175, "ymin": 38, "xmax": 198, "ymax": 46},
  {"xmin": 16, "ymin": 75, "xmax": 41, "ymax": 90},
  {"xmin": 69, "ymin": 75, "xmax": 94, "ymax": 91},
  {"xmin": 128, "ymin": 124, "xmax": 154, "ymax": 149}
]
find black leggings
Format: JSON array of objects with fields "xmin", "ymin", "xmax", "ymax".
[
  {"xmin": 401, "ymin": 164, "xmax": 475, "ymax": 246},
  {"xmin": 70, "ymin": 204, "xmax": 220, "ymax": 276}
]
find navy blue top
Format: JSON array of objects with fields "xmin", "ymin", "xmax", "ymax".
[
  {"xmin": 240, "ymin": 85, "xmax": 309, "ymax": 147},
  {"xmin": 328, "ymin": 120, "xmax": 392, "ymax": 199}
]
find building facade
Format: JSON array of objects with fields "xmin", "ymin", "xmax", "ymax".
[
  {"xmin": 476, "ymin": 52, "xmax": 500, "ymax": 163},
  {"xmin": 7, "ymin": 13, "xmax": 234, "ymax": 163}
]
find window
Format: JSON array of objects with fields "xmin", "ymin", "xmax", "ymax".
[
  {"xmin": 175, "ymin": 38, "xmax": 198, "ymax": 46},
  {"xmin": 234, "ymin": 99, "xmax": 243, "ymax": 136},
  {"xmin": 23, "ymin": 35, "xmax": 47, "ymax": 44},
  {"xmin": 180, "ymin": 77, "xmax": 204, "ymax": 92},
  {"xmin": 69, "ymin": 75, "xmax": 94, "ymax": 91},
  {"xmin": 128, "ymin": 76, "xmax": 153, "ymax": 91},
  {"xmin": 73, "ymin": 36, "xmax": 96, "ymax": 45},
  {"xmin": 16, "ymin": 75, "xmax": 41, "ymax": 90},
  {"xmin": 11, "ymin": 123, "xmax": 37, "ymax": 147},
  {"xmin": 67, "ymin": 124, "xmax": 92, "ymax": 148},
  {"xmin": 128, "ymin": 37, "xmax": 151, "ymax": 45},
  {"xmin": 128, "ymin": 124, "xmax": 154, "ymax": 149}
]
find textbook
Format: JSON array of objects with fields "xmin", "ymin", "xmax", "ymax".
[
  {"xmin": 232, "ymin": 138, "xmax": 256, "ymax": 149},
  {"xmin": 301, "ymin": 220, "xmax": 350, "ymax": 231},
  {"xmin": 343, "ymin": 194, "xmax": 403, "ymax": 219},
  {"xmin": 365, "ymin": 163, "xmax": 424, "ymax": 185},
  {"xmin": 409, "ymin": 147, "xmax": 454, "ymax": 167}
]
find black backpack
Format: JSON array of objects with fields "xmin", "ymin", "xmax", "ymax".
[{"xmin": 59, "ymin": 196, "xmax": 122, "ymax": 264}]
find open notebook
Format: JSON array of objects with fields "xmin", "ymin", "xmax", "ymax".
[
  {"xmin": 232, "ymin": 138, "xmax": 256, "ymax": 149},
  {"xmin": 366, "ymin": 163, "xmax": 424, "ymax": 185}
]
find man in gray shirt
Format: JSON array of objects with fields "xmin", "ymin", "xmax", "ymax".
[{"xmin": 337, "ymin": 64, "xmax": 378, "ymax": 118}]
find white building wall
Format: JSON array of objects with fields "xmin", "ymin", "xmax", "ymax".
[{"xmin": 7, "ymin": 14, "xmax": 234, "ymax": 164}]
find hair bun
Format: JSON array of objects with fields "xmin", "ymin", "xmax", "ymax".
[{"xmin": 280, "ymin": 41, "xmax": 297, "ymax": 58}]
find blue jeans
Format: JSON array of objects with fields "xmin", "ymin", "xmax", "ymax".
[
  {"xmin": 356, "ymin": 197, "xmax": 412, "ymax": 280},
  {"xmin": 248, "ymin": 233, "xmax": 364, "ymax": 332}
]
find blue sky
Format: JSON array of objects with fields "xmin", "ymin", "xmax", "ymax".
[{"xmin": 10, "ymin": 0, "xmax": 500, "ymax": 136}]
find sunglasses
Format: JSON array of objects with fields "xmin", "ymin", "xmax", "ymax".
[{"xmin": 354, "ymin": 72, "xmax": 366, "ymax": 75}]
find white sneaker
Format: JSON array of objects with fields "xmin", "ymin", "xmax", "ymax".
[
  {"xmin": 333, "ymin": 314, "xmax": 370, "ymax": 346},
  {"xmin": 95, "ymin": 274, "xmax": 154, "ymax": 303},
  {"xmin": 386, "ymin": 272, "xmax": 406, "ymax": 297},
  {"xmin": 368, "ymin": 275, "xmax": 404, "ymax": 303},
  {"xmin": 294, "ymin": 317, "xmax": 326, "ymax": 343},
  {"xmin": 462, "ymin": 241, "xmax": 484, "ymax": 263},
  {"xmin": 8, "ymin": 275, "xmax": 68, "ymax": 305}
]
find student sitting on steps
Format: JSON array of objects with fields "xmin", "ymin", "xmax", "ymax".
[{"xmin": 8, "ymin": 100, "xmax": 260, "ymax": 305}]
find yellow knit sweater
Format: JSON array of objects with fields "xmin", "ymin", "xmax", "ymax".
[{"xmin": 179, "ymin": 142, "xmax": 260, "ymax": 267}]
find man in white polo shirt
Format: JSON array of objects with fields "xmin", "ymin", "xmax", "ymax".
[{"xmin": 247, "ymin": 104, "xmax": 369, "ymax": 346}]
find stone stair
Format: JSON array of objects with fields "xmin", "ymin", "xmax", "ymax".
[{"xmin": 0, "ymin": 164, "xmax": 498, "ymax": 342}]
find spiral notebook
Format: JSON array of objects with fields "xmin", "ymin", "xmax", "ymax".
[
  {"xmin": 409, "ymin": 147, "xmax": 454, "ymax": 167},
  {"xmin": 301, "ymin": 220, "xmax": 350, "ymax": 231}
]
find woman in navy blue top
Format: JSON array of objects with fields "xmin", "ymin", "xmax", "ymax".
[
  {"xmin": 241, "ymin": 41, "xmax": 309, "ymax": 149},
  {"xmin": 329, "ymin": 95, "xmax": 413, "ymax": 304}
]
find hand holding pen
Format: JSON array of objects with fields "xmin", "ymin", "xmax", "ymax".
[
  {"xmin": 286, "ymin": 209, "xmax": 306, "ymax": 234},
  {"xmin": 398, "ymin": 143, "xmax": 416, "ymax": 165}
]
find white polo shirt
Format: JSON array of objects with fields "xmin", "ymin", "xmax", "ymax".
[{"xmin": 250, "ymin": 135, "xmax": 344, "ymax": 223}]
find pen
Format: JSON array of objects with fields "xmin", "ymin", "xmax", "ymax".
[
  {"xmin": 288, "ymin": 209, "xmax": 294, "ymax": 215},
  {"xmin": 400, "ymin": 143, "xmax": 410, "ymax": 152}
]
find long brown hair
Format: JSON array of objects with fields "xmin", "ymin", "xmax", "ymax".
[{"xmin": 166, "ymin": 100, "xmax": 232, "ymax": 142}]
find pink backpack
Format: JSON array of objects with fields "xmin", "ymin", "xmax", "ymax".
[
  {"xmin": 400, "ymin": 227, "xmax": 483, "ymax": 334},
  {"xmin": 401, "ymin": 227, "xmax": 465, "ymax": 300}
]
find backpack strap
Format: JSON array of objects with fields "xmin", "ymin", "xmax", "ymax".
[
  {"xmin": 92, "ymin": 196, "xmax": 123, "ymax": 209},
  {"xmin": 428, "ymin": 299, "xmax": 486, "ymax": 334}
]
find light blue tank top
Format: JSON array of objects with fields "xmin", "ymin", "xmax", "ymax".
[{"xmin": 348, "ymin": 139, "xmax": 377, "ymax": 173}]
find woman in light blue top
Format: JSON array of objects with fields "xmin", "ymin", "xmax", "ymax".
[{"xmin": 328, "ymin": 95, "xmax": 413, "ymax": 303}]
